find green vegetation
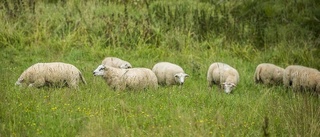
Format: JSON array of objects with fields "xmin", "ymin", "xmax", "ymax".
[{"xmin": 0, "ymin": 0, "xmax": 319, "ymax": 136}]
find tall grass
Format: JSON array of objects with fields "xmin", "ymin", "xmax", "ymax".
[{"xmin": 0, "ymin": 0, "xmax": 319, "ymax": 136}]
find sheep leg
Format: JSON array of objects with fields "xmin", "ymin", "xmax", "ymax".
[
  {"xmin": 292, "ymin": 83, "xmax": 301, "ymax": 92},
  {"xmin": 207, "ymin": 81, "xmax": 214, "ymax": 90},
  {"xmin": 67, "ymin": 79, "xmax": 78, "ymax": 89},
  {"xmin": 263, "ymin": 79, "xmax": 271, "ymax": 85},
  {"xmin": 218, "ymin": 84, "xmax": 224, "ymax": 92}
]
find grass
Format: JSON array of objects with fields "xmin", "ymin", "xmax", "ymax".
[{"xmin": 1, "ymin": 0, "xmax": 320, "ymax": 136}]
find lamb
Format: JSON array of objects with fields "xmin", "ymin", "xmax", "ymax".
[
  {"xmin": 15, "ymin": 62, "xmax": 87, "ymax": 88},
  {"xmin": 93, "ymin": 65, "xmax": 158, "ymax": 91},
  {"xmin": 207, "ymin": 62, "xmax": 240, "ymax": 94},
  {"xmin": 283, "ymin": 65, "xmax": 318, "ymax": 89},
  {"xmin": 101, "ymin": 57, "xmax": 132, "ymax": 69},
  {"xmin": 151, "ymin": 62, "xmax": 189, "ymax": 86},
  {"xmin": 254, "ymin": 63, "xmax": 284, "ymax": 85}
]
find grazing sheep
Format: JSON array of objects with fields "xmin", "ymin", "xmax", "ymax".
[
  {"xmin": 152, "ymin": 62, "xmax": 189, "ymax": 86},
  {"xmin": 93, "ymin": 65, "xmax": 158, "ymax": 91},
  {"xmin": 15, "ymin": 62, "xmax": 87, "ymax": 88},
  {"xmin": 207, "ymin": 62, "xmax": 240, "ymax": 94},
  {"xmin": 254, "ymin": 63, "xmax": 284, "ymax": 85},
  {"xmin": 291, "ymin": 67, "xmax": 320, "ymax": 93},
  {"xmin": 101, "ymin": 57, "xmax": 132, "ymax": 69},
  {"xmin": 283, "ymin": 65, "xmax": 318, "ymax": 89}
]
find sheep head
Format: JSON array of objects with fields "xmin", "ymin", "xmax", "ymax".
[
  {"xmin": 222, "ymin": 82, "xmax": 236, "ymax": 94},
  {"xmin": 15, "ymin": 78, "xmax": 24, "ymax": 86},
  {"xmin": 174, "ymin": 73, "xmax": 189, "ymax": 85},
  {"xmin": 120, "ymin": 63, "xmax": 131, "ymax": 69},
  {"xmin": 93, "ymin": 65, "xmax": 106, "ymax": 76}
]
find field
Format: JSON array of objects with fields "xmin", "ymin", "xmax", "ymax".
[{"xmin": 0, "ymin": 0, "xmax": 320, "ymax": 136}]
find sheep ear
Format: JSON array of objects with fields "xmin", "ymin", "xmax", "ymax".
[
  {"xmin": 174, "ymin": 74, "xmax": 178, "ymax": 78},
  {"xmin": 185, "ymin": 74, "xmax": 189, "ymax": 77}
]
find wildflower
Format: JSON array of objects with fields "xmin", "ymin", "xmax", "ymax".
[
  {"xmin": 37, "ymin": 128, "xmax": 42, "ymax": 135},
  {"xmin": 51, "ymin": 106, "xmax": 57, "ymax": 111}
]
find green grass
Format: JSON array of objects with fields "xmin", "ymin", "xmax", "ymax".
[{"xmin": 1, "ymin": 0, "xmax": 320, "ymax": 136}]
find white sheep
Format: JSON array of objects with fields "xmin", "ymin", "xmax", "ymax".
[
  {"xmin": 93, "ymin": 65, "xmax": 158, "ymax": 91},
  {"xmin": 254, "ymin": 63, "xmax": 284, "ymax": 85},
  {"xmin": 15, "ymin": 62, "xmax": 87, "ymax": 88},
  {"xmin": 152, "ymin": 62, "xmax": 189, "ymax": 86},
  {"xmin": 101, "ymin": 57, "xmax": 132, "ymax": 69},
  {"xmin": 290, "ymin": 67, "xmax": 320, "ymax": 93},
  {"xmin": 207, "ymin": 62, "xmax": 240, "ymax": 94},
  {"xmin": 283, "ymin": 65, "xmax": 318, "ymax": 89}
]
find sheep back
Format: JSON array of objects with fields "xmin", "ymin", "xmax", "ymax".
[{"xmin": 102, "ymin": 57, "xmax": 132, "ymax": 69}]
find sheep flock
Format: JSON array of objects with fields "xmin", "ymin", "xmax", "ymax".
[{"xmin": 16, "ymin": 57, "xmax": 320, "ymax": 95}]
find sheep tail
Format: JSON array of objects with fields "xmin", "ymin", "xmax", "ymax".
[
  {"xmin": 79, "ymin": 72, "xmax": 87, "ymax": 85},
  {"xmin": 254, "ymin": 66, "xmax": 260, "ymax": 83}
]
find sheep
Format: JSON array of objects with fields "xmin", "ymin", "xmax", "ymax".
[
  {"xmin": 290, "ymin": 67, "xmax": 320, "ymax": 93},
  {"xmin": 151, "ymin": 62, "xmax": 189, "ymax": 87},
  {"xmin": 207, "ymin": 62, "xmax": 240, "ymax": 94},
  {"xmin": 101, "ymin": 57, "xmax": 132, "ymax": 69},
  {"xmin": 93, "ymin": 65, "xmax": 158, "ymax": 91},
  {"xmin": 254, "ymin": 63, "xmax": 285, "ymax": 85},
  {"xmin": 283, "ymin": 65, "xmax": 318, "ymax": 89},
  {"xmin": 15, "ymin": 62, "xmax": 87, "ymax": 88}
]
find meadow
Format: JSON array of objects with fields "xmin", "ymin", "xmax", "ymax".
[{"xmin": 0, "ymin": 0, "xmax": 319, "ymax": 136}]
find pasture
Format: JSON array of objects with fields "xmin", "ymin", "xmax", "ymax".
[{"xmin": 0, "ymin": 0, "xmax": 319, "ymax": 136}]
